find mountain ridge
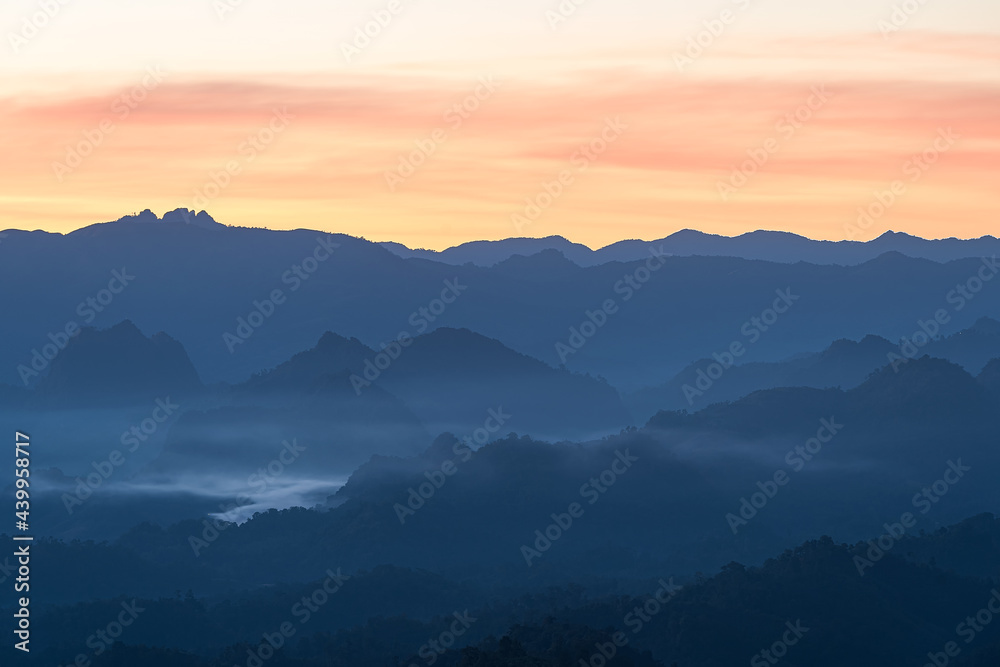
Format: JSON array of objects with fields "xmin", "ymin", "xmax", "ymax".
[
  {"xmin": 6, "ymin": 210, "xmax": 1000, "ymax": 267},
  {"xmin": 379, "ymin": 228, "xmax": 1000, "ymax": 267}
]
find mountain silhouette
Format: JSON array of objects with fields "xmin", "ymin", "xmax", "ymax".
[
  {"xmin": 241, "ymin": 326, "xmax": 631, "ymax": 439},
  {"xmin": 650, "ymin": 355, "xmax": 994, "ymax": 434},
  {"xmin": 111, "ymin": 208, "xmax": 224, "ymax": 230},
  {"xmin": 33, "ymin": 320, "xmax": 203, "ymax": 407},
  {"xmin": 238, "ymin": 331, "xmax": 372, "ymax": 396},
  {"xmin": 150, "ymin": 368, "xmax": 429, "ymax": 479},
  {"xmin": 4, "ymin": 214, "xmax": 1000, "ymax": 391},
  {"xmin": 380, "ymin": 235, "xmax": 595, "ymax": 266},
  {"xmin": 628, "ymin": 334, "xmax": 897, "ymax": 419},
  {"xmin": 977, "ymin": 357, "xmax": 1000, "ymax": 394},
  {"xmin": 382, "ymin": 228, "xmax": 1000, "ymax": 267}
]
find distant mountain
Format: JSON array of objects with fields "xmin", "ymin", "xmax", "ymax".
[
  {"xmin": 628, "ymin": 334, "xmax": 897, "ymax": 420},
  {"xmin": 238, "ymin": 331, "xmax": 372, "ymax": 396},
  {"xmin": 380, "ymin": 235, "xmax": 595, "ymax": 266},
  {"xmin": 32, "ymin": 320, "xmax": 204, "ymax": 406},
  {"xmin": 851, "ymin": 355, "xmax": 994, "ymax": 418},
  {"xmin": 5, "ymin": 212, "xmax": 1000, "ymax": 392},
  {"xmin": 371, "ymin": 326, "xmax": 632, "ymax": 438},
  {"xmin": 14, "ymin": 513, "xmax": 1000, "ymax": 666},
  {"xmin": 241, "ymin": 327, "xmax": 632, "ymax": 439},
  {"xmin": 95, "ymin": 357, "xmax": 1000, "ymax": 584},
  {"xmin": 977, "ymin": 357, "xmax": 1000, "ymax": 394},
  {"xmin": 150, "ymin": 368, "xmax": 430, "ymax": 480},
  {"xmin": 923, "ymin": 316, "xmax": 1000, "ymax": 374},
  {"xmin": 630, "ymin": 317, "xmax": 1000, "ymax": 420},
  {"xmin": 111, "ymin": 207, "xmax": 225, "ymax": 230},
  {"xmin": 490, "ymin": 247, "xmax": 583, "ymax": 280},
  {"xmin": 891, "ymin": 512, "xmax": 1000, "ymax": 580},
  {"xmin": 381, "ymin": 229, "xmax": 1000, "ymax": 267},
  {"xmin": 649, "ymin": 356, "xmax": 997, "ymax": 443}
]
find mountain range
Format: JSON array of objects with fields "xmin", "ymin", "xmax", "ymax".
[
  {"xmin": 381, "ymin": 229, "xmax": 1000, "ymax": 267},
  {"xmin": 3, "ymin": 210, "xmax": 1000, "ymax": 666},
  {"xmin": 627, "ymin": 316, "xmax": 1000, "ymax": 419},
  {"xmin": 4, "ymin": 210, "xmax": 1000, "ymax": 392}
]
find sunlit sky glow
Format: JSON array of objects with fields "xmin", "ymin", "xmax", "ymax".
[{"xmin": 2, "ymin": 0, "xmax": 998, "ymax": 249}]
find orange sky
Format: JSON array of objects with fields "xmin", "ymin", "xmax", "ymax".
[{"xmin": 2, "ymin": 23, "xmax": 998, "ymax": 249}]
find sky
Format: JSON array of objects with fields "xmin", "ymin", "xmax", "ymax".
[{"xmin": 1, "ymin": 0, "xmax": 998, "ymax": 249}]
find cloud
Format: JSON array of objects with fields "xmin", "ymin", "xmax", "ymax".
[{"xmin": 2, "ymin": 35, "xmax": 997, "ymax": 246}]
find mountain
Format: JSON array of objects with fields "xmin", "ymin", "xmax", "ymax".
[
  {"xmin": 650, "ymin": 356, "xmax": 997, "ymax": 438},
  {"xmin": 490, "ymin": 247, "xmax": 583, "ymax": 280},
  {"xmin": 628, "ymin": 334, "xmax": 897, "ymax": 419},
  {"xmin": 5, "ymin": 213, "xmax": 1000, "ymax": 393},
  {"xmin": 12, "ymin": 516, "xmax": 1000, "ymax": 666},
  {"xmin": 977, "ymin": 357, "xmax": 1000, "ymax": 393},
  {"xmin": 6, "ymin": 211, "xmax": 1000, "ymax": 667},
  {"xmin": 241, "ymin": 327, "xmax": 632, "ymax": 439},
  {"xmin": 148, "ymin": 368, "xmax": 430, "ymax": 482},
  {"xmin": 5, "ymin": 322, "xmax": 631, "ymax": 540},
  {"xmin": 891, "ymin": 512, "xmax": 1000, "ymax": 580},
  {"xmin": 381, "ymin": 229, "xmax": 1000, "ymax": 267},
  {"xmin": 111, "ymin": 207, "xmax": 225, "ymax": 230},
  {"xmin": 238, "ymin": 331, "xmax": 373, "ymax": 396},
  {"xmin": 31, "ymin": 320, "xmax": 204, "ymax": 406},
  {"xmin": 629, "ymin": 317, "xmax": 1000, "ymax": 421},
  {"xmin": 93, "ymin": 357, "xmax": 999, "ymax": 586},
  {"xmin": 380, "ymin": 235, "xmax": 595, "ymax": 266},
  {"xmin": 924, "ymin": 316, "xmax": 1000, "ymax": 374}
]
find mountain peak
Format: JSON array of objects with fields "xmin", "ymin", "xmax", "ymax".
[
  {"xmin": 854, "ymin": 356, "xmax": 989, "ymax": 415},
  {"xmin": 969, "ymin": 316, "xmax": 1000, "ymax": 335},
  {"xmin": 114, "ymin": 208, "xmax": 224, "ymax": 230},
  {"xmin": 494, "ymin": 248, "xmax": 580, "ymax": 273},
  {"xmin": 316, "ymin": 331, "xmax": 357, "ymax": 348},
  {"xmin": 105, "ymin": 318, "xmax": 144, "ymax": 337},
  {"xmin": 873, "ymin": 230, "xmax": 917, "ymax": 240},
  {"xmin": 33, "ymin": 321, "xmax": 203, "ymax": 405}
]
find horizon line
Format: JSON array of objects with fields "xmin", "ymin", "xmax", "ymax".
[{"xmin": 3, "ymin": 208, "xmax": 1000, "ymax": 253}]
